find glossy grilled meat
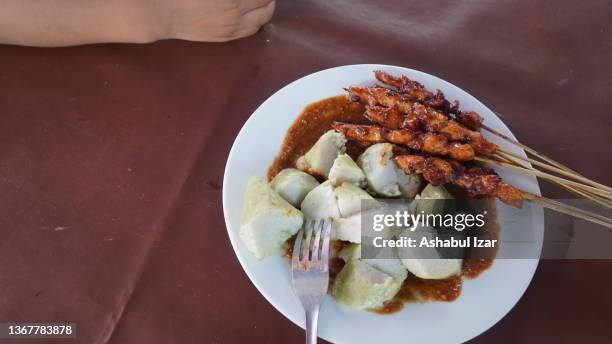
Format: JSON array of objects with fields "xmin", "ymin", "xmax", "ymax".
[
  {"xmin": 394, "ymin": 155, "xmax": 523, "ymax": 207},
  {"xmin": 347, "ymin": 86, "xmax": 497, "ymax": 155},
  {"xmin": 374, "ymin": 70, "xmax": 482, "ymax": 129},
  {"xmin": 331, "ymin": 122, "xmax": 475, "ymax": 161}
]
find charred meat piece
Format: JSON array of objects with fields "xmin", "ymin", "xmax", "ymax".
[
  {"xmin": 494, "ymin": 183, "xmax": 524, "ymax": 207},
  {"xmin": 347, "ymin": 86, "xmax": 414, "ymax": 113},
  {"xmin": 347, "ymin": 86, "xmax": 497, "ymax": 156},
  {"xmin": 412, "ymin": 103, "xmax": 449, "ymax": 132},
  {"xmin": 332, "ymin": 122, "xmax": 475, "ymax": 161},
  {"xmin": 448, "ymin": 142, "xmax": 476, "ymax": 161},
  {"xmin": 467, "ymin": 135, "xmax": 498, "ymax": 156},
  {"xmin": 394, "ymin": 155, "xmax": 454, "ymax": 186},
  {"xmin": 454, "ymin": 174, "xmax": 501, "ymax": 198},
  {"xmin": 394, "ymin": 154, "xmax": 524, "ymax": 207},
  {"xmin": 375, "ymin": 70, "xmax": 484, "ymax": 128},
  {"xmin": 331, "ymin": 122, "xmax": 384, "ymax": 143},
  {"xmin": 374, "ymin": 70, "xmax": 433, "ymax": 102},
  {"xmin": 375, "ymin": 70, "xmax": 459, "ymax": 114},
  {"xmin": 420, "ymin": 132, "xmax": 450, "ymax": 156},
  {"xmin": 364, "ymin": 106, "xmax": 405, "ymax": 129},
  {"xmin": 455, "ymin": 111, "xmax": 484, "ymax": 131},
  {"xmin": 393, "ymin": 155, "xmax": 426, "ymax": 174}
]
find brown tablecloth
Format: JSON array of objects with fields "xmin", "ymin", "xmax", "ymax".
[{"xmin": 0, "ymin": 1, "xmax": 611, "ymax": 343}]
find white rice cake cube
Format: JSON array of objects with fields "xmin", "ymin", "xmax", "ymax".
[
  {"xmin": 270, "ymin": 168, "xmax": 320, "ymax": 207},
  {"xmin": 329, "ymin": 154, "xmax": 366, "ymax": 188},
  {"xmin": 331, "ymin": 259, "xmax": 401, "ymax": 310},
  {"xmin": 296, "ymin": 130, "xmax": 346, "ymax": 179},
  {"xmin": 300, "ymin": 181, "xmax": 340, "ymax": 220},
  {"xmin": 239, "ymin": 177, "xmax": 304, "ymax": 259},
  {"xmin": 357, "ymin": 143, "xmax": 401, "ymax": 197}
]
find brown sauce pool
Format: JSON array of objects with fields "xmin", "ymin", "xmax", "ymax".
[
  {"xmin": 267, "ymin": 95, "xmax": 368, "ymax": 181},
  {"xmin": 273, "ymin": 95, "xmax": 499, "ymax": 314}
]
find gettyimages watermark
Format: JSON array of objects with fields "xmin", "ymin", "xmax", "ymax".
[{"xmin": 357, "ymin": 198, "xmax": 612, "ymax": 260}]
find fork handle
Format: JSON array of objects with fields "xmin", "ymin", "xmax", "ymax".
[{"xmin": 305, "ymin": 306, "xmax": 320, "ymax": 344}]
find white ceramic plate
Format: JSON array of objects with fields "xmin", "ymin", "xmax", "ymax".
[{"xmin": 223, "ymin": 64, "xmax": 543, "ymax": 344}]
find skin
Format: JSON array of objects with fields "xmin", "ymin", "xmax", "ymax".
[{"xmin": 0, "ymin": 0, "xmax": 275, "ymax": 47}]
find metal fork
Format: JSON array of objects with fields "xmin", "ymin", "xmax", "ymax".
[{"xmin": 291, "ymin": 218, "xmax": 332, "ymax": 344}]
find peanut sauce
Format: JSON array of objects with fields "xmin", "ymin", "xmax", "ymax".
[
  {"xmin": 372, "ymin": 261, "xmax": 488, "ymax": 314},
  {"xmin": 272, "ymin": 95, "xmax": 499, "ymax": 315},
  {"xmin": 267, "ymin": 95, "xmax": 367, "ymax": 181}
]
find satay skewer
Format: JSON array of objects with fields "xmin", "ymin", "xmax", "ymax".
[
  {"xmin": 331, "ymin": 122, "xmax": 475, "ymax": 161},
  {"xmin": 557, "ymin": 187, "xmax": 612, "ymax": 211},
  {"xmin": 474, "ymin": 157, "xmax": 612, "ymax": 199},
  {"xmin": 522, "ymin": 193, "xmax": 612, "ymax": 229},
  {"xmin": 393, "ymin": 155, "xmax": 524, "ymax": 206},
  {"xmin": 348, "ymin": 82, "xmax": 612, "ymax": 200},
  {"xmin": 480, "ymin": 124, "xmax": 579, "ymax": 174},
  {"xmin": 494, "ymin": 150, "xmax": 612, "ymax": 193},
  {"xmin": 332, "ymin": 121, "xmax": 611, "ymax": 200},
  {"xmin": 493, "ymin": 151, "xmax": 612, "ymax": 211},
  {"xmin": 373, "ymin": 70, "xmax": 600, "ymax": 186},
  {"xmin": 393, "ymin": 155, "xmax": 612, "ymax": 229},
  {"xmin": 363, "ymin": 101, "xmax": 606, "ymax": 191}
]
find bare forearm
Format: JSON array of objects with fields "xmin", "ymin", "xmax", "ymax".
[{"xmin": 0, "ymin": 0, "xmax": 165, "ymax": 46}]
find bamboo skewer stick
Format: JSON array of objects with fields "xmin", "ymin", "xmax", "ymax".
[
  {"xmin": 523, "ymin": 192, "xmax": 612, "ymax": 229},
  {"xmin": 494, "ymin": 151, "xmax": 612, "ymax": 209},
  {"xmin": 472, "ymin": 136, "xmax": 612, "ymax": 227},
  {"xmin": 479, "ymin": 125, "xmax": 612, "ymax": 198},
  {"xmin": 481, "ymin": 124, "xmax": 579, "ymax": 174},
  {"xmin": 493, "ymin": 152, "xmax": 612, "ymax": 203},
  {"xmin": 558, "ymin": 185, "xmax": 612, "ymax": 211},
  {"xmin": 532, "ymin": 195, "xmax": 612, "ymax": 225},
  {"xmin": 478, "ymin": 119, "xmax": 612, "ymax": 218},
  {"xmin": 493, "ymin": 153, "xmax": 612, "ymax": 211},
  {"xmin": 495, "ymin": 150, "xmax": 612, "ymax": 193},
  {"xmin": 467, "ymin": 138, "xmax": 612, "ymax": 226},
  {"xmin": 474, "ymin": 157, "xmax": 612, "ymax": 199}
]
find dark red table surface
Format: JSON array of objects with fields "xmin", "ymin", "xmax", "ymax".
[{"xmin": 1, "ymin": 1, "xmax": 611, "ymax": 343}]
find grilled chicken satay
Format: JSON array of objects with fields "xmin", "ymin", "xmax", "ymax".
[
  {"xmin": 365, "ymin": 105, "xmax": 419, "ymax": 131},
  {"xmin": 374, "ymin": 70, "xmax": 458, "ymax": 113},
  {"xmin": 393, "ymin": 155, "xmax": 454, "ymax": 186},
  {"xmin": 374, "ymin": 70, "xmax": 435, "ymax": 102},
  {"xmin": 411, "ymin": 103, "xmax": 495, "ymax": 155},
  {"xmin": 454, "ymin": 111, "xmax": 484, "ymax": 131},
  {"xmin": 347, "ymin": 86, "xmax": 497, "ymax": 155},
  {"xmin": 365, "ymin": 102, "xmax": 463, "ymax": 136},
  {"xmin": 347, "ymin": 85, "xmax": 410, "ymax": 111},
  {"xmin": 374, "ymin": 70, "xmax": 484, "ymax": 130},
  {"xmin": 331, "ymin": 122, "xmax": 475, "ymax": 161},
  {"xmin": 364, "ymin": 106, "xmax": 406, "ymax": 130},
  {"xmin": 394, "ymin": 155, "xmax": 523, "ymax": 207}
]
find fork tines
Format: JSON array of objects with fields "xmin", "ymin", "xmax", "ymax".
[{"xmin": 292, "ymin": 218, "xmax": 332, "ymax": 271}]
